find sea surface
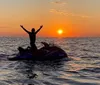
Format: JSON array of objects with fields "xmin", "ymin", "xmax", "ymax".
[{"xmin": 0, "ymin": 37, "xmax": 100, "ymax": 85}]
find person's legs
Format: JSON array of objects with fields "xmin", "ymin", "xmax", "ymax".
[{"xmin": 30, "ymin": 43, "xmax": 37, "ymax": 51}]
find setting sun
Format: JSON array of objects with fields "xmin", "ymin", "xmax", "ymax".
[{"xmin": 57, "ymin": 29, "xmax": 63, "ymax": 35}]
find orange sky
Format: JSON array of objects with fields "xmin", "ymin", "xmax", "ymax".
[{"xmin": 0, "ymin": 0, "xmax": 100, "ymax": 37}]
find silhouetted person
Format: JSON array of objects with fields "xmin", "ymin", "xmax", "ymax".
[
  {"xmin": 20, "ymin": 25, "xmax": 43, "ymax": 51},
  {"xmin": 18, "ymin": 47, "xmax": 25, "ymax": 54}
]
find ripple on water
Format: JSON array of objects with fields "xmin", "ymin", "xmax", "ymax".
[{"xmin": 0, "ymin": 37, "xmax": 100, "ymax": 85}]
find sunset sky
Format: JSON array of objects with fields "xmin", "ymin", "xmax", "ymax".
[{"xmin": 0, "ymin": 0, "xmax": 100, "ymax": 37}]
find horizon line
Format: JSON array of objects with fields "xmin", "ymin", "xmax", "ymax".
[{"xmin": 0, "ymin": 36, "xmax": 100, "ymax": 38}]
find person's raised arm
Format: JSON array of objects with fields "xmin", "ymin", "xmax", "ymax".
[
  {"xmin": 20, "ymin": 25, "xmax": 30, "ymax": 34},
  {"xmin": 35, "ymin": 25, "xmax": 43, "ymax": 34}
]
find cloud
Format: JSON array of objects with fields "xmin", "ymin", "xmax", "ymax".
[
  {"xmin": 51, "ymin": 0, "xmax": 67, "ymax": 5},
  {"xmin": 50, "ymin": 0, "xmax": 91, "ymax": 18},
  {"xmin": 0, "ymin": 26, "xmax": 9, "ymax": 28},
  {"xmin": 50, "ymin": 9, "xmax": 91, "ymax": 18},
  {"xmin": 51, "ymin": 1, "xmax": 66, "ymax": 5},
  {"xmin": 50, "ymin": 9, "xmax": 65, "ymax": 15}
]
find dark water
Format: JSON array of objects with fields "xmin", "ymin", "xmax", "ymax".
[{"xmin": 0, "ymin": 37, "xmax": 100, "ymax": 85}]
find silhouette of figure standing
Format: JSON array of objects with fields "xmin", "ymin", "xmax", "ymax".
[{"xmin": 20, "ymin": 25, "xmax": 43, "ymax": 51}]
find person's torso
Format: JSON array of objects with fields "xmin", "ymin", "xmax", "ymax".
[{"xmin": 29, "ymin": 32, "xmax": 36, "ymax": 44}]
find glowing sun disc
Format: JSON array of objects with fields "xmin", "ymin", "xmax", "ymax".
[{"xmin": 57, "ymin": 29, "xmax": 63, "ymax": 35}]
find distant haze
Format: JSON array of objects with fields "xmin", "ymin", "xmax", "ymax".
[{"xmin": 0, "ymin": 0, "xmax": 100, "ymax": 37}]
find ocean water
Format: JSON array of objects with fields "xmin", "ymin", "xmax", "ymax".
[{"xmin": 0, "ymin": 37, "xmax": 100, "ymax": 85}]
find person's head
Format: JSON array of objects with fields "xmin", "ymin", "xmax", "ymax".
[{"xmin": 31, "ymin": 28, "xmax": 35, "ymax": 33}]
